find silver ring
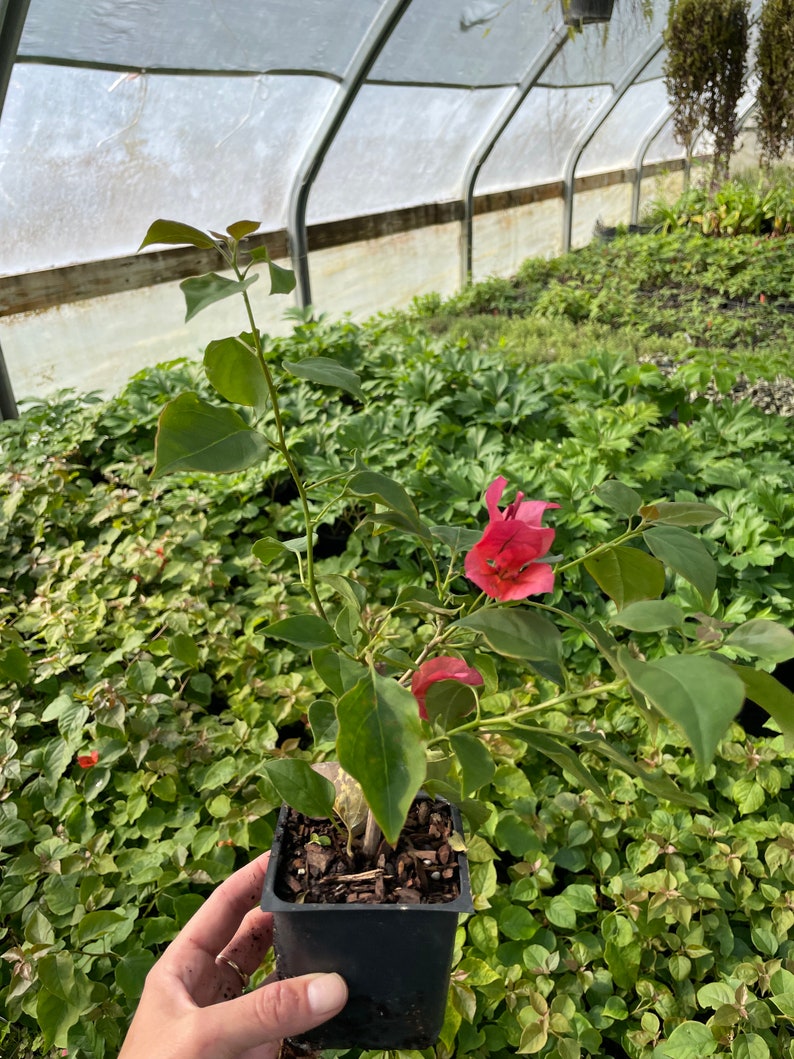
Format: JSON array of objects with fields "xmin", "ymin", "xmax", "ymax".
[{"xmin": 216, "ymin": 952, "xmax": 250, "ymax": 988}]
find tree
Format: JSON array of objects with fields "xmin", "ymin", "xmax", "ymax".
[
  {"xmin": 756, "ymin": 0, "xmax": 794, "ymax": 164},
  {"xmin": 664, "ymin": 0, "xmax": 750, "ymax": 186}
]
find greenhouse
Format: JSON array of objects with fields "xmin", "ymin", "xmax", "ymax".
[{"xmin": 1, "ymin": 1, "xmax": 794, "ymax": 1058}]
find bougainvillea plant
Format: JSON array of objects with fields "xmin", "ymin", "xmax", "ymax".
[{"xmin": 139, "ymin": 218, "xmax": 794, "ymax": 855}]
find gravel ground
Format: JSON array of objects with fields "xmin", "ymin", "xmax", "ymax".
[{"xmin": 638, "ymin": 355, "xmax": 794, "ymax": 417}]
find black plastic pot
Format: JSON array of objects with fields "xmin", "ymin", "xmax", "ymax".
[
  {"xmin": 561, "ymin": 0, "xmax": 615, "ymax": 25},
  {"xmin": 260, "ymin": 799, "xmax": 473, "ymax": 1050}
]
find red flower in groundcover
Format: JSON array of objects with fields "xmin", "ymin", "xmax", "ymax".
[
  {"xmin": 411, "ymin": 656, "xmax": 484, "ymax": 721},
  {"xmin": 465, "ymin": 476, "xmax": 559, "ymax": 601},
  {"xmin": 77, "ymin": 749, "xmax": 99, "ymax": 769}
]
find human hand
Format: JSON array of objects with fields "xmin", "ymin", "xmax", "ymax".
[{"xmin": 118, "ymin": 851, "xmax": 347, "ymax": 1059}]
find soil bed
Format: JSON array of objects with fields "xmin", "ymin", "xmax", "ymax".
[{"xmin": 274, "ymin": 799, "xmax": 462, "ymax": 905}]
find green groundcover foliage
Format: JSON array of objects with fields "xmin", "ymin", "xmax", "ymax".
[{"xmin": 1, "ymin": 216, "xmax": 793, "ymax": 1058}]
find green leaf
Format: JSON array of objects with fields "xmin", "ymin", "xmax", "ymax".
[
  {"xmin": 0, "ymin": 644, "xmax": 31, "ymax": 683},
  {"xmin": 152, "ymin": 393, "xmax": 269, "ymax": 477},
  {"xmin": 336, "ymin": 669, "xmax": 426, "ymax": 845},
  {"xmin": 725, "ymin": 619, "xmax": 794, "ymax": 663},
  {"xmin": 311, "ymin": 647, "xmax": 366, "ymax": 697},
  {"xmin": 252, "ymin": 536, "xmax": 289, "ymax": 564},
  {"xmin": 595, "ymin": 480, "xmax": 643, "ymax": 517},
  {"xmin": 37, "ymin": 988, "xmax": 83, "ymax": 1050},
  {"xmin": 204, "ymin": 336, "xmax": 269, "ymax": 411},
  {"xmin": 529, "ymin": 731, "xmax": 608, "ymax": 800},
  {"xmin": 264, "ymin": 615, "xmax": 337, "ymax": 651},
  {"xmin": 732, "ymin": 1035, "xmax": 771, "ymax": 1059},
  {"xmin": 307, "ymin": 699, "xmax": 338, "ymax": 746},
  {"xmin": 731, "ymin": 666, "xmax": 794, "ymax": 747},
  {"xmin": 139, "ymin": 219, "xmax": 217, "ymax": 251},
  {"xmin": 621, "ymin": 651, "xmax": 745, "ymax": 764},
  {"xmin": 450, "ymin": 733, "xmax": 495, "ymax": 795},
  {"xmin": 456, "ymin": 608, "xmax": 562, "ymax": 663},
  {"xmin": 0, "ymin": 815, "xmax": 34, "ymax": 846},
  {"xmin": 643, "ymin": 526, "xmax": 716, "ymax": 603},
  {"xmin": 247, "ymin": 245, "xmax": 297, "ymax": 294},
  {"xmin": 585, "ymin": 545, "xmax": 665, "ymax": 607},
  {"xmin": 262, "ymin": 759, "xmax": 336, "ymax": 819},
  {"xmin": 609, "ymin": 599, "xmax": 684, "ymax": 632},
  {"xmin": 76, "ymin": 909, "xmax": 129, "ymax": 944},
  {"xmin": 640, "ymin": 500, "xmax": 724, "ymax": 527},
  {"xmin": 180, "ymin": 272, "xmax": 258, "ymax": 322},
  {"xmin": 115, "ymin": 951, "xmax": 157, "ymax": 1000},
  {"xmin": 348, "ymin": 471, "xmax": 431, "ymax": 541},
  {"xmin": 226, "ymin": 219, "xmax": 260, "ymax": 240},
  {"xmin": 654, "ymin": 1020, "xmax": 718, "ymax": 1058},
  {"xmin": 424, "ymin": 679, "xmax": 479, "ymax": 730},
  {"xmin": 168, "ymin": 632, "xmax": 199, "ymax": 668},
  {"xmin": 283, "ymin": 357, "xmax": 362, "ymax": 399},
  {"xmin": 430, "ymin": 525, "xmax": 483, "ymax": 551}
]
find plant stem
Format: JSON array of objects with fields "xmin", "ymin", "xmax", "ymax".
[
  {"xmin": 361, "ymin": 809, "xmax": 383, "ymax": 861},
  {"xmin": 236, "ymin": 277, "xmax": 327, "ymax": 621}
]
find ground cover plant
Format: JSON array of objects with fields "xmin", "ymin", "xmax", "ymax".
[
  {"xmin": 413, "ymin": 175, "xmax": 794, "ymax": 382},
  {"xmin": 1, "ymin": 219, "xmax": 794, "ymax": 1058}
]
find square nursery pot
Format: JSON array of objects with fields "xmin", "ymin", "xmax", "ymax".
[
  {"xmin": 561, "ymin": 0, "xmax": 615, "ymax": 25},
  {"xmin": 260, "ymin": 797, "xmax": 474, "ymax": 1050}
]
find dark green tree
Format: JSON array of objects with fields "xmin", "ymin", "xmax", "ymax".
[
  {"xmin": 756, "ymin": 0, "xmax": 794, "ymax": 164},
  {"xmin": 664, "ymin": 0, "xmax": 750, "ymax": 185}
]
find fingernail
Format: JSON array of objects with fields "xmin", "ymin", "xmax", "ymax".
[{"xmin": 306, "ymin": 973, "xmax": 347, "ymax": 1016}]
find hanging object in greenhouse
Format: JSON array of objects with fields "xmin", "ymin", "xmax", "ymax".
[{"xmin": 561, "ymin": 0, "xmax": 615, "ymax": 25}]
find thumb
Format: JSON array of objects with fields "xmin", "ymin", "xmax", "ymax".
[{"xmin": 200, "ymin": 972, "xmax": 348, "ymax": 1056}]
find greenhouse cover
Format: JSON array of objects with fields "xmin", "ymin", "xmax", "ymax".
[{"xmin": 0, "ymin": 0, "xmax": 762, "ymax": 405}]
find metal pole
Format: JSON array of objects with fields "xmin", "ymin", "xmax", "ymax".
[
  {"xmin": 561, "ymin": 35, "xmax": 664, "ymax": 252},
  {"xmin": 459, "ymin": 22, "xmax": 569, "ymax": 288},
  {"xmin": 286, "ymin": 0, "xmax": 411, "ymax": 310},
  {"xmin": 0, "ymin": 0, "xmax": 32, "ymax": 419}
]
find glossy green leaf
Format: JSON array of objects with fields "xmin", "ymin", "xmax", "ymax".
[
  {"xmin": 264, "ymin": 615, "xmax": 337, "ymax": 650},
  {"xmin": 640, "ymin": 500, "xmax": 724, "ymax": 527},
  {"xmin": 139, "ymin": 218, "xmax": 217, "ymax": 251},
  {"xmin": 336, "ymin": 669, "xmax": 426, "ymax": 845},
  {"xmin": 348, "ymin": 471, "xmax": 431, "ymax": 540},
  {"xmin": 152, "ymin": 393, "xmax": 269, "ymax": 477},
  {"xmin": 595, "ymin": 480, "xmax": 643, "ymax": 517},
  {"xmin": 204, "ymin": 336, "xmax": 268, "ymax": 410},
  {"xmin": 644, "ymin": 526, "xmax": 716, "ymax": 603},
  {"xmin": 283, "ymin": 357, "xmax": 362, "ymax": 398},
  {"xmin": 725, "ymin": 619, "xmax": 794, "ymax": 663},
  {"xmin": 180, "ymin": 272, "xmax": 258, "ymax": 322},
  {"xmin": 450, "ymin": 732, "xmax": 495, "ymax": 795},
  {"xmin": 621, "ymin": 651, "xmax": 745, "ymax": 763},
  {"xmin": 731, "ymin": 665, "xmax": 794, "ymax": 747},
  {"xmin": 262, "ymin": 759, "xmax": 336, "ymax": 819},
  {"xmin": 585, "ymin": 545, "xmax": 665, "ymax": 607},
  {"xmin": 609, "ymin": 599, "xmax": 684, "ymax": 632},
  {"xmin": 456, "ymin": 608, "xmax": 562, "ymax": 662}
]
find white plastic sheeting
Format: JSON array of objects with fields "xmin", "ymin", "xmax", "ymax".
[{"xmin": 0, "ymin": 0, "xmax": 769, "ymax": 400}]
